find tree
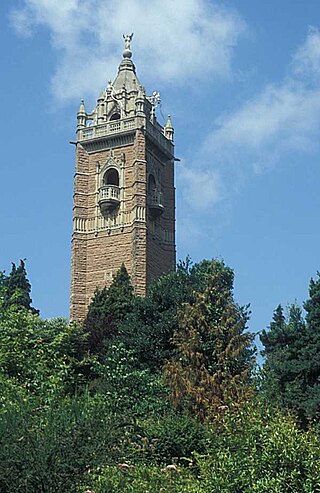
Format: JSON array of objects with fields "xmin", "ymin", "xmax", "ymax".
[
  {"xmin": 0, "ymin": 299, "xmax": 89, "ymax": 396},
  {"xmin": 118, "ymin": 258, "xmax": 219, "ymax": 372},
  {"xmin": 2, "ymin": 260, "xmax": 38, "ymax": 314},
  {"xmin": 261, "ymin": 291, "xmax": 320, "ymax": 421},
  {"xmin": 302, "ymin": 274, "xmax": 320, "ymax": 419},
  {"xmin": 84, "ymin": 264, "xmax": 134, "ymax": 355},
  {"xmin": 104, "ymin": 263, "xmax": 134, "ymax": 321},
  {"xmin": 165, "ymin": 260, "xmax": 255, "ymax": 421}
]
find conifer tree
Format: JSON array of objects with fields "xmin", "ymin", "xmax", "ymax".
[
  {"xmin": 260, "ymin": 304, "xmax": 287, "ymax": 351},
  {"xmin": 3, "ymin": 260, "xmax": 38, "ymax": 314},
  {"xmin": 261, "ymin": 291, "xmax": 320, "ymax": 421},
  {"xmin": 104, "ymin": 263, "xmax": 134, "ymax": 321},
  {"xmin": 84, "ymin": 264, "xmax": 134, "ymax": 355},
  {"xmin": 302, "ymin": 274, "xmax": 320, "ymax": 418},
  {"xmin": 165, "ymin": 260, "xmax": 254, "ymax": 421}
]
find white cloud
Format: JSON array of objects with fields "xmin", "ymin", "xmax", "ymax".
[
  {"xmin": 10, "ymin": 0, "xmax": 245, "ymax": 103},
  {"xmin": 208, "ymin": 83, "xmax": 320, "ymax": 165},
  {"xmin": 291, "ymin": 26, "xmax": 320, "ymax": 83},
  {"xmin": 179, "ymin": 163, "xmax": 223, "ymax": 210},
  {"xmin": 187, "ymin": 27, "xmax": 320, "ymax": 207}
]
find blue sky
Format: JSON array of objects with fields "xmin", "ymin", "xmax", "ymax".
[{"xmin": 1, "ymin": 0, "xmax": 320, "ymax": 350}]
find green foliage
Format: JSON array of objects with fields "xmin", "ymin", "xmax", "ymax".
[
  {"xmin": 129, "ymin": 413, "xmax": 206, "ymax": 465},
  {"xmin": 81, "ymin": 463, "xmax": 205, "ymax": 493},
  {"xmin": 89, "ymin": 342, "xmax": 169, "ymax": 416},
  {"xmin": 119, "ymin": 258, "xmax": 218, "ymax": 372},
  {"xmin": 302, "ymin": 274, "xmax": 320, "ymax": 419},
  {"xmin": 0, "ymin": 394, "xmax": 126, "ymax": 493},
  {"xmin": 165, "ymin": 260, "xmax": 255, "ymax": 420},
  {"xmin": 0, "ymin": 271, "xmax": 6, "ymax": 288},
  {"xmin": 261, "ymin": 297, "xmax": 320, "ymax": 421},
  {"xmin": 84, "ymin": 264, "xmax": 134, "ymax": 355},
  {"xmin": 0, "ymin": 303, "xmax": 89, "ymax": 397},
  {"xmin": 3, "ymin": 256, "xmax": 319, "ymax": 492},
  {"xmin": 2, "ymin": 259, "xmax": 39, "ymax": 314},
  {"xmin": 106, "ymin": 263, "xmax": 134, "ymax": 320},
  {"xmin": 195, "ymin": 402, "xmax": 320, "ymax": 492},
  {"xmin": 83, "ymin": 464, "xmax": 204, "ymax": 493}
]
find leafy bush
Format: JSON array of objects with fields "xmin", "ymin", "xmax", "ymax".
[
  {"xmin": 128, "ymin": 413, "xmax": 207, "ymax": 465},
  {"xmin": 88, "ymin": 342, "xmax": 170, "ymax": 416},
  {"xmin": 195, "ymin": 402, "xmax": 320, "ymax": 492},
  {"xmin": 0, "ymin": 393, "xmax": 127, "ymax": 493},
  {"xmin": 82, "ymin": 464, "xmax": 204, "ymax": 493},
  {"xmin": 0, "ymin": 305, "xmax": 89, "ymax": 397}
]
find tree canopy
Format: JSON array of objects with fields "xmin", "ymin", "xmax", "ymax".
[{"xmin": 0, "ymin": 257, "xmax": 319, "ymax": 492}]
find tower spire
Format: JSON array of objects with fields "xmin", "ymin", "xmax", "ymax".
[{"xmin": 112, "ymin": 33, "xmax": 140, "ymax": 93}]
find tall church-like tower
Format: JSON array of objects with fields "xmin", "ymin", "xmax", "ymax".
[{"xmin": 70, "ymin": 35, "xmax": 176, "ymax": 321}]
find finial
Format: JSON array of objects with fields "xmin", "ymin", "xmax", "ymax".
[
  {"xmin": 165, "ymin": 115, "xmax": 173, "ymax": 128},
  {"xmin": 165, "ymin": 115, "xmax": 174, "ymax": 141},
  {"xmin": 123, "ymin": 33, "xmax": 133, "ymax": 59},
  {"xmin": 78, "ymin": 99, "xmax": 86, "ymax": 114}
]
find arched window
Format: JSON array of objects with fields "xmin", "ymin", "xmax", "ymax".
[
  {"xmin": 103, "ymin": 168, "xmax": 119, "ymax": 186},
  {"xmin": 109, "ymin": 112, "xmax": 121, "ymax": 121},
  {"xmin": 148, "ymin": 174, "xmax": 157, "ymax": 193}
]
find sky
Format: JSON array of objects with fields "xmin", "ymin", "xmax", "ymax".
[{"xmin": 1, "ymin": 0, "xmax": 320, "ymax": 351}]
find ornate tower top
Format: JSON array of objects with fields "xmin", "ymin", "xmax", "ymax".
[{"xmin": 76, "ymin": 35, "xmax": 174, "ymax": 158}]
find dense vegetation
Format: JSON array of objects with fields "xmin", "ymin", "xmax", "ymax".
[{"xmin": 0, "ymin": 259, "xmax": 319, "ymax": 492}]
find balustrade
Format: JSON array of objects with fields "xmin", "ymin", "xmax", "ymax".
[
  {"xmin": 79, "ymin": 117, "xmax": 136, "ymax": 141},
  {"xmin": 148, "ymin": 191, "xmax": 164, "ymax": 216},
  {"xmin": 98, "ymin": 185, "xmax": 120, "ymax": 215}
]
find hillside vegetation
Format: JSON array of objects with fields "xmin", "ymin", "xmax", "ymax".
[{"xmin": 0, "ymin": 259, "xmax": 319, "ymax": 492}]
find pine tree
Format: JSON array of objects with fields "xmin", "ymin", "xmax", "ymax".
[
  {"xmin": 3, "ymin": 260, "xmax": 38, "ymax": 314},
  {"xmin": 261, "ymin": 291, "xmax": 320, "ymax": 421},
  {"xmin": 104, "ymin": 263, "xmax": 134, "ymax": 321},
  {"xmin": 302, "ymin": 274, "xmax": 320, "ymax": 419},
  {"xmin": 260, "ymin": 304, "xmax": 287, "ymax": 352},
  {"xmin": 84, "ymin": 264, "xmax": 134, "ymax": 355},
  {"xmin": 165, "ymin": 260, "xmax": 255, "ymax": 421}
]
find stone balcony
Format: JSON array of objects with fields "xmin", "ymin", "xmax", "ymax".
[
  {"xmin": 148, "ymin": 191, "xmax": 164, "ymax": 217},
  {"xmin": 98, "ymin": 185, "xmax": 120, "ymax": 215}
]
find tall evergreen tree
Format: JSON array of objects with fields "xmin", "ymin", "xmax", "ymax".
[
  {"xmin": 261, "ymin": 304, "xmax": 287, "ymax": 352},
  {"xmin": 104, "ymin": 263, "xmax": 134, "ymax": 321},
  {"xmin": 84, "ymin": 264, "xmax": 134, "ymax": 355},
  {"xmin": 261, "ymin": 290, "xmax": 320, "ymax": 421},
  {"xmin": 165, "ymin": 260, "xmax": 255, "ymax": 421},
  {"xmin": 302, "ymin": 274, "xmax": 320, "ymax": 419},
  {"xmin": 3, "ymin": 260, "xmax": 38, "ymax": 314}
]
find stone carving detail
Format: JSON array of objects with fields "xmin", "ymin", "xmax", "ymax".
[{"xmin": 123, "ymin": 33, "xmax": 133, "ymax": 50}]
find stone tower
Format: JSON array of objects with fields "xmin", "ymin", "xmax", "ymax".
[{"xmin": 70, "ymin": 35, "xmax": 176, "ymax": 321}]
